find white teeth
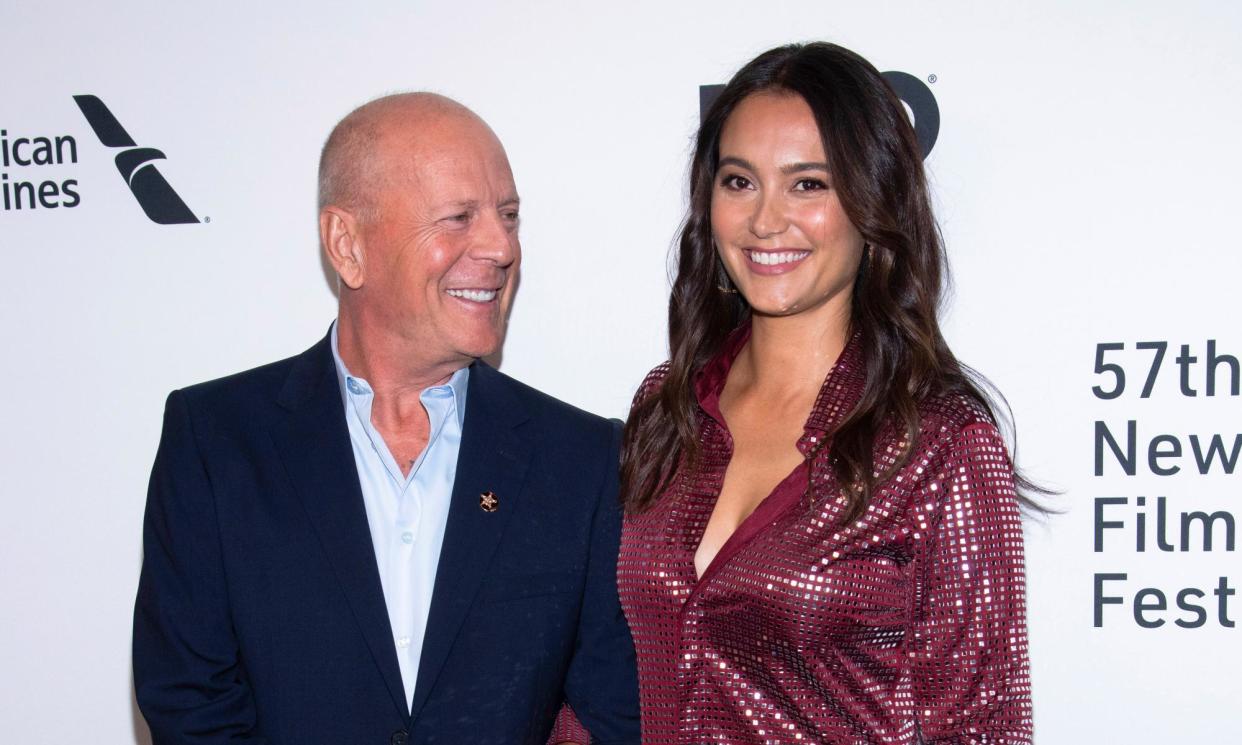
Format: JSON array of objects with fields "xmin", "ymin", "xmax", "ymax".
[
  {"xmin": 446, "ymin": 288, "xmax": 498, "ymax": 302},
  {"xmin": 748, "ymin": 251, "xmax": 810, "ymax": 266}
]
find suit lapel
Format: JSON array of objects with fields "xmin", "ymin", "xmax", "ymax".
[
  {"xmin": 410, "ymin": 361, "xmax": 532, "ymax": 720},
  {"xmin": 268, "ymin": 335, "xmax": 409, "ymax": 720}
]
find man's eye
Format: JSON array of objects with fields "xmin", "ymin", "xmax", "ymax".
[
  {"xmin": 445, "ymin": 213, "xmax": 470, "ymax": 223},
  {"xmin": 793, "ymin": 178, "xmax": 828, "ymax": 191}
]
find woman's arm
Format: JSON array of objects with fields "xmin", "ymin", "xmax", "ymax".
[{"xmin": 909, "ymin": 422, "xmax": 1033, "ymax": 744}]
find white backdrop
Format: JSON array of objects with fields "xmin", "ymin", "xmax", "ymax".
[{"xmin": 2, "ymin": 1, "xmax": 1239, "ymax": 742}]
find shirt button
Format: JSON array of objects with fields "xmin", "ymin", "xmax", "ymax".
[
  {"xmin": 401, "ymin": 531, "xmax": 414, "ymax": 545},
  {"xmin": 396, "ymin": 636, "xmax": 410, "ymax": 649}
]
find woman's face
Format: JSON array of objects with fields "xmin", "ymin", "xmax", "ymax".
[{"xmin": 711, "ymin": 91, "xmax": 865, "ymax": 322}]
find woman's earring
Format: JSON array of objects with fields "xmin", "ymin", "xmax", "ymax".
[{"xmin": 714, "ymin": 238, "xmax": 739, "ymax": 293}]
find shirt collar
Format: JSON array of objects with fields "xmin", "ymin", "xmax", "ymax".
[
  {"xmin": 692, "ymin": 321, "xmax": 866, "ymax": 450},
  {"xmin": 330, "ymin": 321, "xmax": 470, "ymax": 428},
  {"xmin": 693, "ymin": 322, "xmax": 752, "ymax": 430}
]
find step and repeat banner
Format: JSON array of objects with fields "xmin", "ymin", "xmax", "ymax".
[{"xmin": 1, "ymin": 1, "xmax": 1237, "ymax": 742}]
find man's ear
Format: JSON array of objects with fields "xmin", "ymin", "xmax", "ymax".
[{"xmin": 320, "ymin": 206, "xmax": 366, "ymax": 290}]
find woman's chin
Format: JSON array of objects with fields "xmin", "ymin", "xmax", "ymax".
[{"xmin": 743, "ymin": 293, "xmax": 812, "ymax": 318}]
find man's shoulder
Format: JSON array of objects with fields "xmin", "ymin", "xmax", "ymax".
[
  {"xmin": 474, "ymin": 362, "xmax": 618, "ymax": 439},
  {"xmin": 173, "ymin": 338, "xmax": 325, "ymax": 421},
  {"xmin": 180, "ymin": 355, "xmax": 295, "ymax": 399}
]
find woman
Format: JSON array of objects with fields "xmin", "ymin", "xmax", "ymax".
[{"xmin": 618, "ymin": 43, "xmax": 1034, "ymax": 744}]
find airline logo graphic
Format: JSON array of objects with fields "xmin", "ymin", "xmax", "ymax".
[
  {"xmin": 699, "ymin": 71, "xmax": 940, "ymax": 159},
  {"xmin": 72, "ymin": 95, "xmax": 199, "ymax": 225}
]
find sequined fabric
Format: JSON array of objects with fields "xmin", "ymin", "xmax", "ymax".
[
  {"xmin": 618, "ymin": 327, "xmax": 1032, "ymax": 744},
  {"xmin": 547, "ymin": 704, "xmax": 590, "ymax": 744}
]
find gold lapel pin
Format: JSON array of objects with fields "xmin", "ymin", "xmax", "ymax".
[{"xmin": 479, "ymin": 490, "xmax": 499, "ymax": 513}]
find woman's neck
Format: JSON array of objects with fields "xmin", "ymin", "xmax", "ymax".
[{"xmin": 732, "ymin": 306, "xmax": 851, "ymax": 398}]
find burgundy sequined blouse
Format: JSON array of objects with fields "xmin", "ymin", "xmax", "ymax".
[{"xmin": 617, "ymin": 327, "xmax": 1032, "ymax": 744}]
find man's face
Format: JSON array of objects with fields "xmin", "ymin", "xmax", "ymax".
[{"xmin": 358, "ymin": 116, "xmax": 520, "ymax": 367}]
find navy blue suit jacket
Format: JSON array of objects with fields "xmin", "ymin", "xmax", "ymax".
[{"xmin": 133, "ymin": 333, "xmax": 640, "ymax": 745}]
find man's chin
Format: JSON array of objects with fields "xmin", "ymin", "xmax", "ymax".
[{"xmin": 456, "ymin": 333, "xmax": 505, "ymax": 363}]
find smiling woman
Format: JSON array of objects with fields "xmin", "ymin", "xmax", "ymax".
[
  {"xmin": 618, "ymin": 42, "xmax": 1036, "ymax": 744},
  {"xmin": 712, "ymin": 91, "xmax": 865, "ymax": 321}
]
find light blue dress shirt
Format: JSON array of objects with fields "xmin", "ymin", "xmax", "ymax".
[{"xmin": 330, "ymin": 324, "xmax": 468, "ymax": 711}]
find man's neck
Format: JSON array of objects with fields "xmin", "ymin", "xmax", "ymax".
[{"xmin": 335, "ymin": 311, "xmax": 467, "ymax": 408}]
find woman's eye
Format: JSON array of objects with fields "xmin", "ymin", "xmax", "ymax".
[
  {"xmin": 794, "ymin": 178, "xmax": 828, "ymax": 192},
  {"xmin": 721, "ymin": 174, "xmax": 751, "ymax": 190}
]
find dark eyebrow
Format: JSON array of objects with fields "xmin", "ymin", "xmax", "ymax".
[
  {"xmin": 780, "ymin": 161, "xmax": 829, "ymax": 175},
  {"xmin": 717, "ymin": 156, "xmax": 830, "ymax": 175},
  {"xmin": 718, "ymin": 156, "xmax": 754, "ymax": 171}
]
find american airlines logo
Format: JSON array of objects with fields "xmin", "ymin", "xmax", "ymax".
[
  {"xmin": 699, "ymin": 71, "xmax": 941, "ymax": 159},
  {"xmin": 72, "ymin": 95, "xmax": 199, "ymax": 224},
  {"xmin": 1, "ymin": 96, "xmax": 200, "ymax": 224}
]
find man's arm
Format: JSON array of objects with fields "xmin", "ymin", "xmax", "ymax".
[
  {"xmin": 133, "ymin": 390, "xmax": 268, "ymax": 744},
  {"xmin": 558, "ymin": 419, "xmax": 641, "ymax": 745}
]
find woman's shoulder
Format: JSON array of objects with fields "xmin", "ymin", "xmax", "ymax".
[
  {"xmin": 632, "ymin": 361, "xmax": 672, "ymax": 408},
  {"xmin": 914, "ymin": 389, "xmax": 1006, "ymax": 457}
]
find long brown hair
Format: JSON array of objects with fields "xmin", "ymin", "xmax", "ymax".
[{"xmin": 622, "ymin": 42, "xmax": 1041, "ymax": 519}]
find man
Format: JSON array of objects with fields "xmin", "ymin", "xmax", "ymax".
[{"xmin": 133, "ymin": 93, "xmax": 639, "ymax": 745}]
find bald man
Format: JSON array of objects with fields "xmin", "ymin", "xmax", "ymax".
[{"xmin": 133, "ymin": 94, "xmax": 640, "ymax": 745}]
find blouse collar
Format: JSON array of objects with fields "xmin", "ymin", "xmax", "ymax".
[{"xmin": 693, "ymin": 321, "xmax": 867, "ymax": 454}]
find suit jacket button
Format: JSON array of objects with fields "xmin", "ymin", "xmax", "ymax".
[{"xmin": 390, "ymin": 730, "xmax": 408, "ymax": 745}]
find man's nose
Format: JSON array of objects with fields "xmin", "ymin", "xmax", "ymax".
[{"xmin": 471, "ymin": 209, "xmax": 519, "ymax": 266}]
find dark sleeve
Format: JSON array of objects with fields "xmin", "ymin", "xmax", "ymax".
[
  {"xmin": 910, "ymin": 423, "xmax": 1033, "ymax": 744},
  {"xmin": 559, "ymin": 419, "xmax": 641, "ymax": 744},
  {"xmin": 133, "ymin": 390, "xmax": 268, "ymax": 744}
]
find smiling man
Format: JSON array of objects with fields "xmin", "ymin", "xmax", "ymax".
[{"xmin": 133, "ymin": 93, "xmax": 639, "ymax": 745}]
